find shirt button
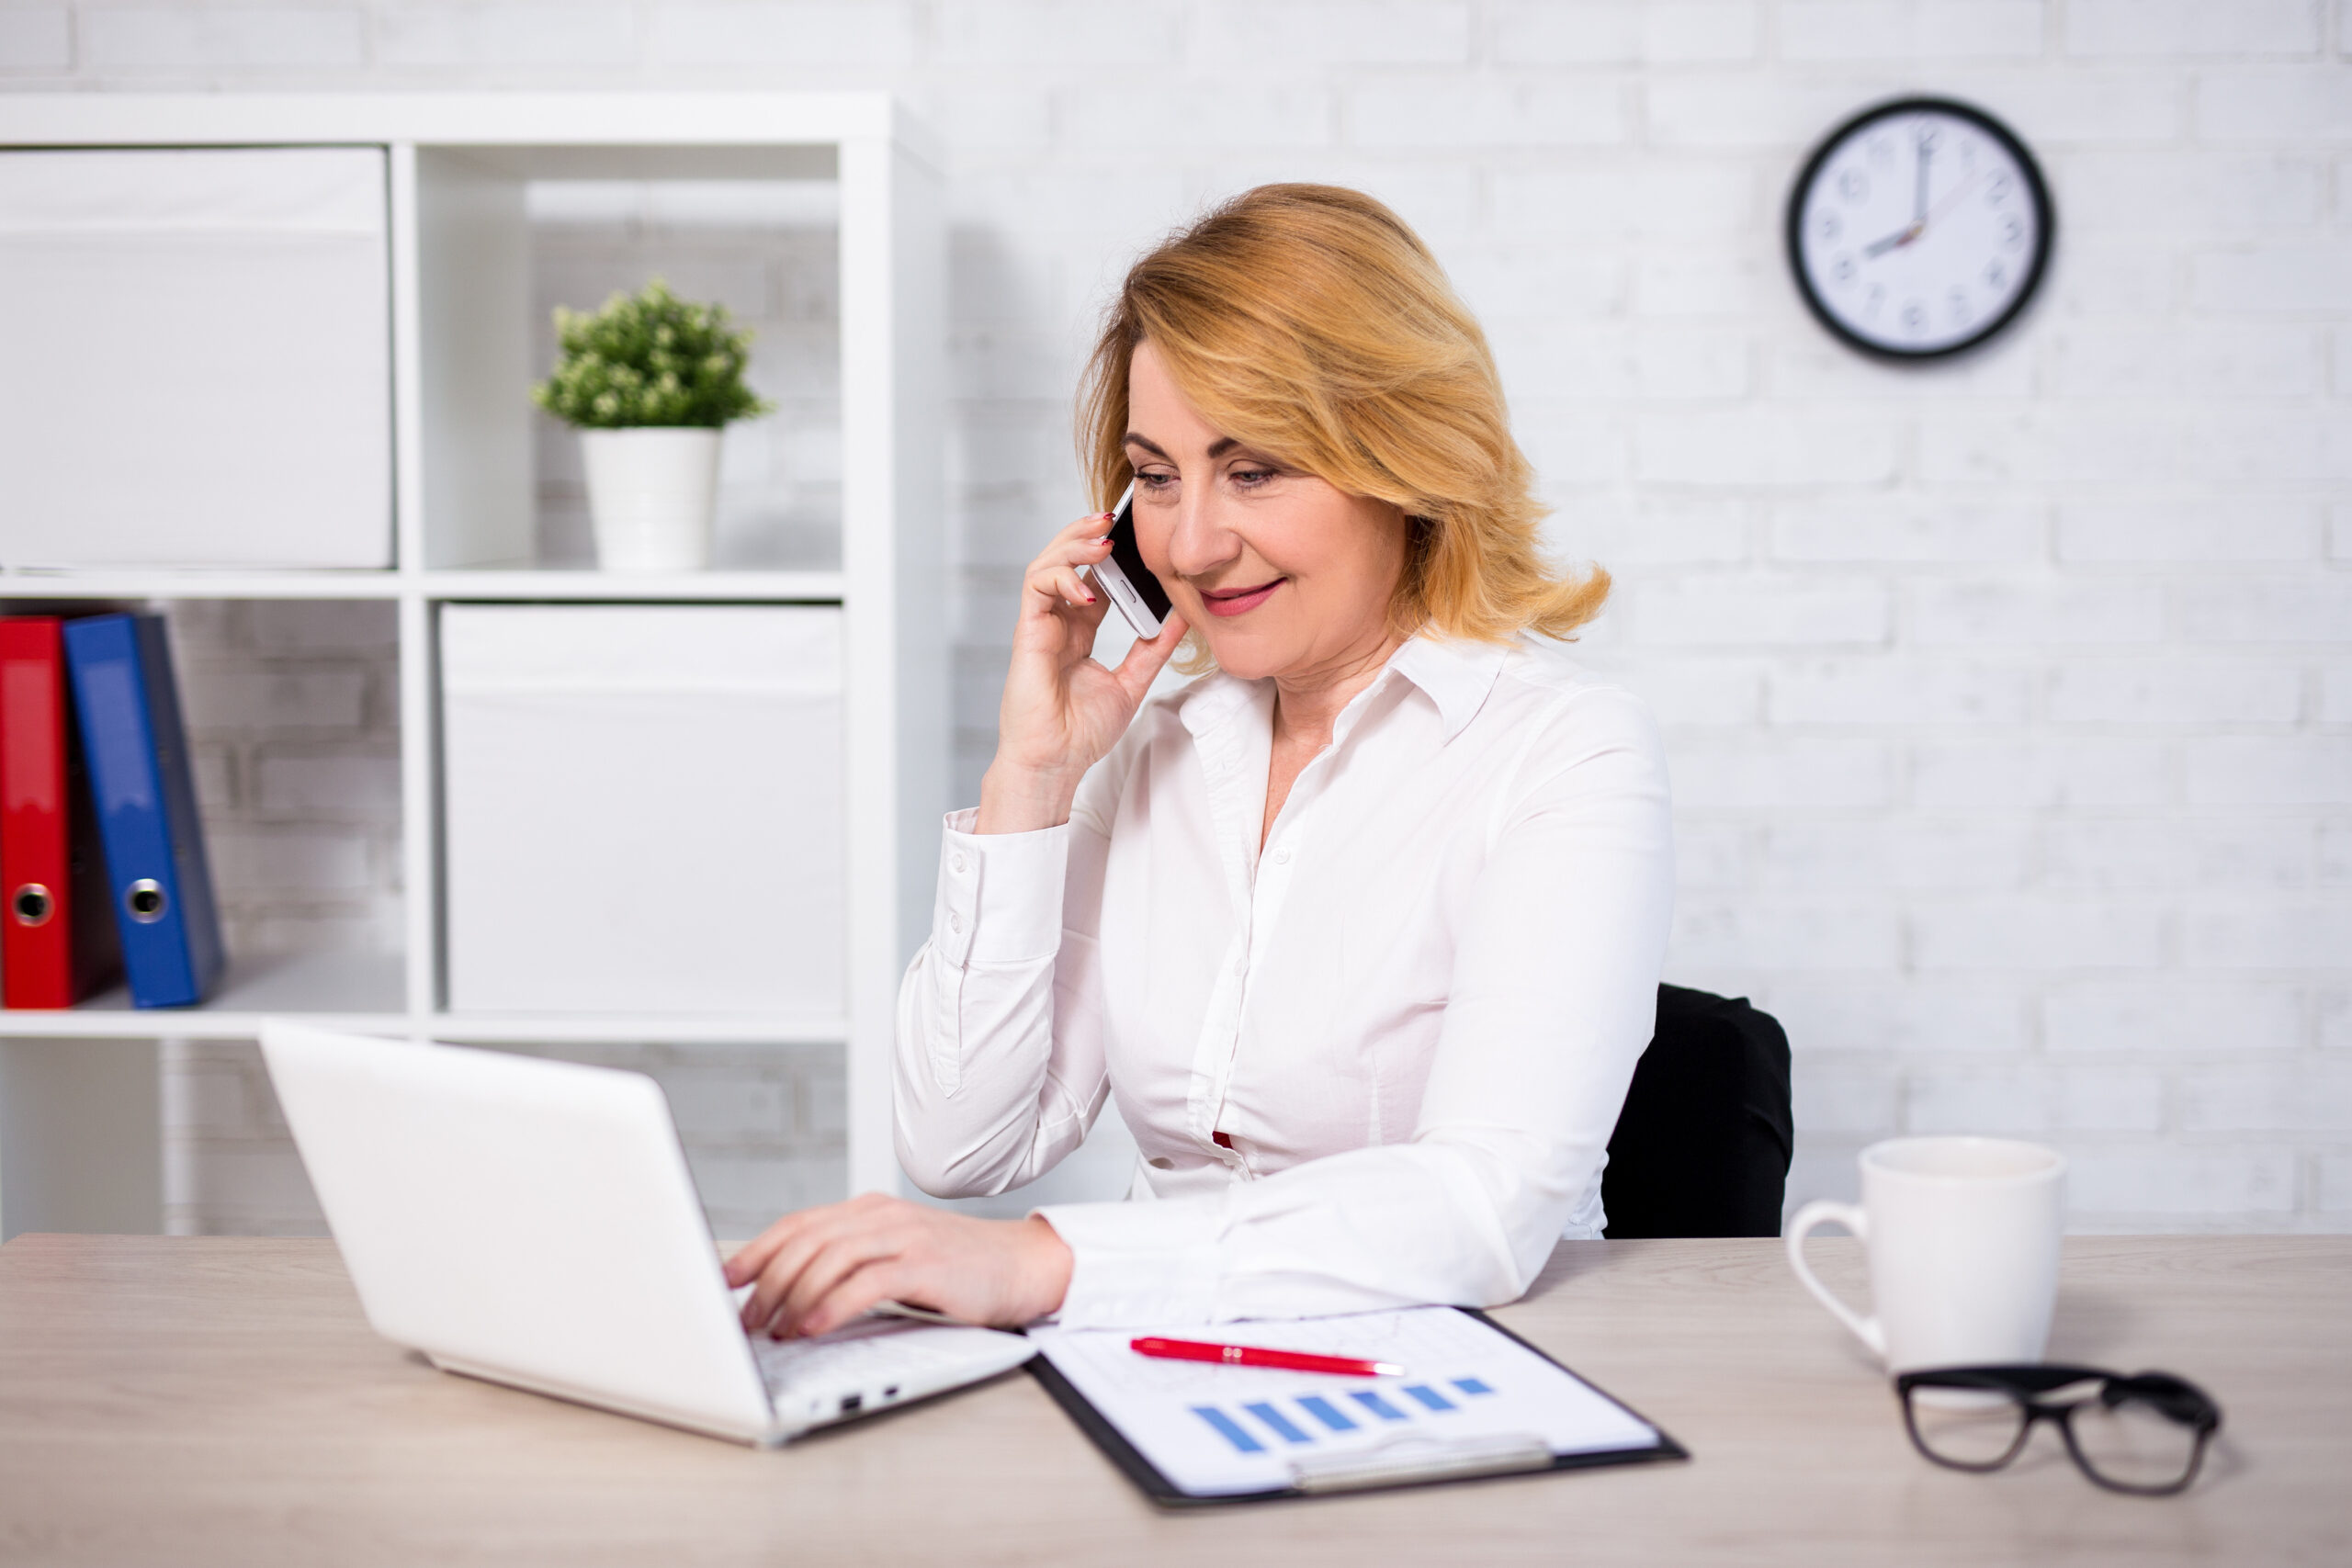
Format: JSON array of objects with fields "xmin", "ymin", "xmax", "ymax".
[
  {"xmin": 1272, "ymin": 848, "xmax": 1291, "ymax": 865},
  {"xmin": 948, "ymin": 913, "xmax": 963, "ymax": 933},
  {"xmin": 951, "ymin": 852, "xmax": 968, "ymax": 874}
]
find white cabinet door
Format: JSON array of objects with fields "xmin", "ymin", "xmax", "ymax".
[
  {"xmin": 0, "ymin": 148, "xmax": 393, "ymax": 568},
  {"xmin": 442, "ymin": 604, "xmax": 845, "ymax": 1016}
]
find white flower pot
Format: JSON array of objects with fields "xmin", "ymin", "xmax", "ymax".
[{"xmin": 579, "ymin": 427, "xmax": 721, "ymax": 572}]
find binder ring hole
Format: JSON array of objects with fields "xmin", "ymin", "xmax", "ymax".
[
  {"xmin": 125, "ymin": 879, "xmax": 168, "ymax": 924},
  {"xmin": 11, "ymin": 884, "xmax": 53, "ymax": 927}
]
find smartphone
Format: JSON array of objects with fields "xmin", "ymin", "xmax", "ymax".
[{"xmin": 1087, "ymin": 480, "xmax": 1171, "ymax": 640}]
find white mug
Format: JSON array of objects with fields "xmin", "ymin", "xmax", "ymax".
[{"xmin": 1786, "ymin": 1136, "xmax": 2066, "ymax": 1372}]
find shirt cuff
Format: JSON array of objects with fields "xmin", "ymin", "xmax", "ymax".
[
  {"xmin": 933, "ymin": 808, "xmax": 1069, "ymax": 967},
  {"xmin": 1033, "ymin": 1194, "xmax": 1226, "ymax": 1328}
]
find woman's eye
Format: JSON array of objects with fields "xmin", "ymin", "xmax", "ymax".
[
  {"xmin": 1134, "ymin": 470, "xmax": 1175, "ymax": 491},
  {"xmin": 1231, "ymin": 468, "xmax": 1275, "ymax": 487}
]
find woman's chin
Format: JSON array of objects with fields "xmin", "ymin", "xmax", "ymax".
[{"xmin": 1193, "ymin": 628, "xmax": 1292, "ymax": 682}]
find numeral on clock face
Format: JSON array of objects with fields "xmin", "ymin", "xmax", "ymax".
[{"xmin": 1790, "ymin": 98, "xmax": 2049, "ymax": 358}]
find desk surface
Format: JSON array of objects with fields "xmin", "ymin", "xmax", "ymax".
[{"xmin": 0, "ymin": 1234, "xmax": 2345, "ymax": 1567}]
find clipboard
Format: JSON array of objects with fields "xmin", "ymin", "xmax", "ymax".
[{"xmin": 1026, "ymin": 1307, "xmax": 1688, "ymax": 1506}]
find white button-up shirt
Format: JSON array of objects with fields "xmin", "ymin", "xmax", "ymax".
[{"xmin": 893, "ymin": 634, "xmax": 1673, "ymax": 1326}]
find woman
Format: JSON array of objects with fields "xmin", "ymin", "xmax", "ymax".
[{"xmin": 728, "ymin": 185, "xmax": 1672, "ymax": 1337}]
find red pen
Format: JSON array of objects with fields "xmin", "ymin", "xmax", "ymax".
[{"xmin": 1129, "ymin": 1337, "xmax": 1406, "ymax": 1377}]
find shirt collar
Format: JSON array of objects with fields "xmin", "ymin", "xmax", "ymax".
[
  {"xmin": 1174, "ymin": 663, "xmax": 1267, "ymax": 745},
  {"xmin": 1385, "ymin": 634, "xmax": 1511, "ymax": 741},
  {"xmin": 1174, "ymin": 632, "xmax": 1510, "ymax": 745}
]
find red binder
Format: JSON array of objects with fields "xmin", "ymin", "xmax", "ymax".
[{"xmin": 0, "ymin": 617, "xmax": 119, "ymax": 1007}]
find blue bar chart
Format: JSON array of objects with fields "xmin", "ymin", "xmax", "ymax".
[{"xmin": 1191, "ymin": 1378, "xmax": 1499, "ymax": 1454}]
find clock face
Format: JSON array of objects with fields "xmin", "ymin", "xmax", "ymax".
[{"xmin": 1788, "ymin": 97, "xmax": 2052, "ymax": 360}]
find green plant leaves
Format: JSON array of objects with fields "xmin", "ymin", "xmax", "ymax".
[{"xmin": 531, "ymin": 278, "xmax": 773, "ymax": 430}]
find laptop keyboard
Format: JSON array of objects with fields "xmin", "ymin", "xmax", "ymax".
[{"xmin": 750, "ymin": 1317, "xmax": 1024, "ymax": 1399}]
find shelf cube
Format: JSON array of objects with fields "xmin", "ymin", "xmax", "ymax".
[
  {"xmin": 441, "ymin": 604, "xmax": 845, "ymax": 1016},
  {"xmin": 0, "ymin": 149, "xmax": 394, "ymax": 570}
]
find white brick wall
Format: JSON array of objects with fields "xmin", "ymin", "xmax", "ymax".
[
  {"xmin": 81, "ymin": 7, "xmax": 368, "ymax": 71},
  {"xmin": 166, "ymin": 602, "xmax": 405, "ymax": 957},
  {"xmin": 0, "ymin": 9, "xmax": 72, "ymax": 71},
  {"xmin": 10, "ymin": 0, "xmax": 2346, "ymax": 1237}
]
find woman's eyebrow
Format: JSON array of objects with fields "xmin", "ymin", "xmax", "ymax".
[{"xmin": 1122, "ymin": 434, "xmax": 1250, "ymax": 461}]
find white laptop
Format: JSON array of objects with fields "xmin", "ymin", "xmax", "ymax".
[{"xmin": 258, "ymin": 1022, "xmax": 1037, "ymax": 1448}]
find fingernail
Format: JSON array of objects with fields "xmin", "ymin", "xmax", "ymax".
[{"xmin": 1084, "ymin": 592, "xmax": 1096, "ymax": 604}]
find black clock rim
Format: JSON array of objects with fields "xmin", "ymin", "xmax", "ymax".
[{"xmin": 1784, "ymin": 95, "xmax": 2056, "ymax": 364}]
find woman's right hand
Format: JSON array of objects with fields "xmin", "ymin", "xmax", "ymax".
[{"xmin": 976, "ymin": 510, "xmax": 1188, "ymax": 834}]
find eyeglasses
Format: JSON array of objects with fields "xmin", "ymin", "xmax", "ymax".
[{"xmin": 1894, "ymin": 1365, "xmax": 2222, "ymax": 1496}]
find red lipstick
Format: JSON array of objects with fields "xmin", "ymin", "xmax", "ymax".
[{"xmin": 1199, "ymin": 579, "xmax": 1283, "ymax": 618}]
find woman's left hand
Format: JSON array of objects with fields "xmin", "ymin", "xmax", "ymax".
[{"xmin": 723, "ymin": 1194, "xmax": 1074, "ymax": 1339}]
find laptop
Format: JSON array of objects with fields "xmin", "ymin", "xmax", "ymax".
[{"xmin": 257, "ymin": 1022, "xmax": 1037, "ymax": 1447}]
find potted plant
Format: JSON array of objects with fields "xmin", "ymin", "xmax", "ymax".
[{"xmin": 532, "ymin": 279, "xmax": 771, "ymax": 572}]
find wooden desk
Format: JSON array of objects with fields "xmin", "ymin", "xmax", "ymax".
[{"xmin": 0, "ymin": 1235, "xmax": 2344, "ymax": 1566}]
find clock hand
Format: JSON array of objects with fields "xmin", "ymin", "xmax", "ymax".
[
  {"xmin": 1860, "ymin": 169, "xmax": 1986, "ymax": 260},
  {"xmin": 1863, "ymin": 223, "xmax": 1921, "ymax": 258},
  {"xmin": 1918, "ymin": 171, "xmax": 1985, "ymax": 231},
  {"xmin": 1914, "ymin": 137, "xmax": 1930, "ymax": 226}
]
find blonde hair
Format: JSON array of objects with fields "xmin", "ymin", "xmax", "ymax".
[{"xmin": 1078, "ymin": 184, "xmax": 1607, "ymax": 665}]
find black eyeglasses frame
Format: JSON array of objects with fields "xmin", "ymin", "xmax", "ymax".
[{"xmin": 1893, "ymin": 1363, "xmax": 2222, "ymax": 1497}]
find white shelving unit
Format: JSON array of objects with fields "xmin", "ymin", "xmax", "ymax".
[{"xmin": 0, "ymin": 94, "xmax": 946, "ymax": 1204}]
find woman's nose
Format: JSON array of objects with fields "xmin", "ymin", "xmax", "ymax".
[{"xmin": 1162, "ymin": 489, "xmax": 1240, "ymax": 581}]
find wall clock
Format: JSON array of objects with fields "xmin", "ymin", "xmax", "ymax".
[{"xmin": 1787, "ymin": 97, "xmax": 2053, "ymax": 361}]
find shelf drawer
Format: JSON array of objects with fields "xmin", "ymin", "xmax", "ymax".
[
  {"xmin": 441, "ymin": 604, "xmax": 843, "ymax": 1016},
  {"xmin": 0, "ymin": 148, "xmax": 393, "ymax": 569}
]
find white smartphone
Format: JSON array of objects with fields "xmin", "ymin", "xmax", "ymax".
[{"xmin": 1087, "ymin": 480, "xmax": 1172, "ymax": 641}]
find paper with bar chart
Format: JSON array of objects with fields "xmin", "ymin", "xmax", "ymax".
[{"xmin": 1029, "ymin": 1306, "xmax": 1661, "ymax": 1497}]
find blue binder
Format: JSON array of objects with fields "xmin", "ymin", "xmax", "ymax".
[{"xmin": 61, "ymin": 614, "xmax": 225, "ymax": 1008}]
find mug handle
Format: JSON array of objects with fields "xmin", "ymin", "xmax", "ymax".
[{"xmin": 1785, "ymin": 1200, "xmax": 1885, "ymax": 1359}]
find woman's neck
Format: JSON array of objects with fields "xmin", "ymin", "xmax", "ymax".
[{"xmin": 1269, "ymin": 627, "xmax": 1409, "ymax": 751}]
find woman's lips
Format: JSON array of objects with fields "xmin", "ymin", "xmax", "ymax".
[{"xmin": 1199, "ymin": 579, "xmax": 1284, "ymax": 618}]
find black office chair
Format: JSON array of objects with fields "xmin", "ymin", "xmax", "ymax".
[{"xmin": 1600, "ymin": 985, "xmax": 1793, "ymax": 1239}]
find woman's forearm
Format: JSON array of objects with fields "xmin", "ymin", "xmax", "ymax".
[{"xmin": 892, "ymin": 812, "xmax": 1112, "ymax": 1199}]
